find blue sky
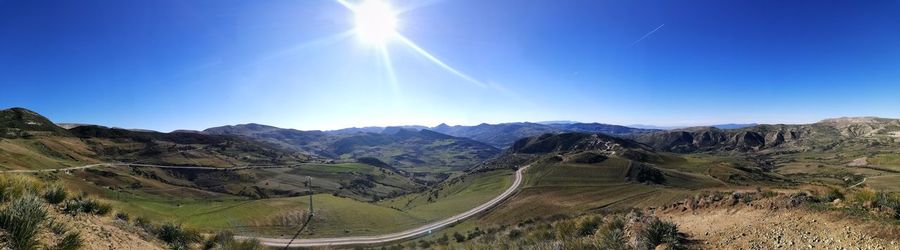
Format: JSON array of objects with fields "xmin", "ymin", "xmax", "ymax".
[{"xmin": 2, "ymin": 0, "xmax": 899, "ymax": 131}]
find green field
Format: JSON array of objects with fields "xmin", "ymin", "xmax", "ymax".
[
  {"xmin": 477, "ymin": 156, "xmax": 724, "ymax": 225},
  {"xmin": 867, "ymin": 175, "xmax": 900, "ymax": 192},
  {"xmin": 102, "ymin": 191, "xmax": 425, "ymax": 237},
  {"xmin": 56, "ymin": 164, "xmax": 516, "ymax": 237},
  {"xmin": 381, "ymin": 169, "xmax": 513, "ymax": 220}
]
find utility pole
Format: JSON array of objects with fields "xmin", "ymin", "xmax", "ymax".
[
  {"xmin": 307, "ymin": 176, "xmax": 313, "ymax": 215},
  {"xmin": 283, "ymin": 176, "xmax": 314, "ymax": 250}
]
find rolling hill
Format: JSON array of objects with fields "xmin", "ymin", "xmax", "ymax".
[
  {"xmin": 203, "ymin": 124, "xmax": 501, "ymax": 172},
  {"xmin": 463, "ymin": 132, "xmax": 735, "ymax": 225},
  {"xmin": 0, "ymin": 107, "xmax": 311, "ymax": 171}
]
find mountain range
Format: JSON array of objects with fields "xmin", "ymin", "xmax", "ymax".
[
  {"xmin": 634, "ymin": 117, "xmax": 900, "ymax": 153},
  {"xmin": 202, "ymin": 123, "xmax": 500, "ymax": 172},
  {"xmin": 5, "ymin": 107, "xmax": 900, "ymax": 174}
]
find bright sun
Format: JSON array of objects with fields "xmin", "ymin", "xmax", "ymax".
[{"xmin": 354, "ymin": 0, "xmax": 397, "ymax": 44}]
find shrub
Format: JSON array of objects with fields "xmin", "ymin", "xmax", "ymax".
[
  {"xmin": 641, "ymin": 218, "xmax": 681, "ymax": 249},
  {"xmin": 508, "ymin": 228, "xmax": 523, "ymax": 239},
  {"xmin": 50, "ymin": 232, "xmax": 83, "ymax": 250},
  {"xmin": 47, "ymin": 218, "xmax": 69, "ymax": 235},
  {"xmin": 852, "ymin": 188, "xmax": 878, "ymax": 207},
  {"xmin": 594, "ymin": 217, "xmax": 626, "ymax": 249},
  {"xmin": 823, "ymin": 188, "xmax": 844, "ymax": 202},
  {"xmin": 115, "ymin": 211, "xmax": 130, "ymax": 221},
  {"xmin": 596, "ymin": 228, "xmax": 627, "ymax": 250},
  {"xmin": 594, "ymin": 216, "xmax": 624, "ymax": 236},
  {"xmin": 789, "ymin": 192, "xmax": 818, "ymax": 206},
  {"xmin": 576, "ymin": 215, "xmax": 603, "ymax": 236},
  {"xmin": 134, "ymin": 216, "xmax": 156, "ymax": 234},
  {"xmin": 875, "ymin": 192, "xmax": 900, "ymax": 219},
  {"xmin": 62, "ymin": 196, "xmax": 112, "ymax": 215},
  {"xmin": 453, "ymin": 231, "xmax": 466, "ymax": 242},
  {"xmin": 42, "ymin": 185, "xmax": 68, "ymax": 204},
  {"xmin": 158, "ymin": 223, "xmax": 201, "ymax": 249},
  {"xmin": 202, "ymin": 231, "xmax": 263, "ymax": 250},
  {"xmin": 0, "ymin": 195, "xmax": 48, "ymax": 250}
]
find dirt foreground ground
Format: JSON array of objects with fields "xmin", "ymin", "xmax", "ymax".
[{"xmin": 659, "ymin": 207, "xmax": 898, "ymax": 250}]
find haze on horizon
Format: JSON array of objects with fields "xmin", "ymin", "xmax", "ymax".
[{"xmin": 2, "ymin": 0, "xmax": 899, "ymax": 132}]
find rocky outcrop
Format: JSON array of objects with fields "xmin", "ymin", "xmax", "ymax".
[
  {"xmin": 508, "ymin": 132, "xmax": 653, "ymax": 154},
  {"xmin": 635, "ymin": 118, "xmax": 900, "ymax": 153}
]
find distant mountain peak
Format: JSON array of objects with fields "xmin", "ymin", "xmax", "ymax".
[{"xmin": 537, "ymin": 120, "xmax": 580, "ymax": 125}]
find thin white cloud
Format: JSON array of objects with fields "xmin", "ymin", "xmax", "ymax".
[{"xmin": 631, "ymin": 24, "xmax": 665, "ymax": 46}]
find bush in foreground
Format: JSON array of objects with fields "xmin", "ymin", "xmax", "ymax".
[
  {"xmin": 433, "ymin": 211, "xmax": 682, "ymax": 250},
  {"xmin": 202, "ymin": 231, "xmax": 264, "ymax": 250},
  {"xmin": 42, "ymin": 185, "xmax": 68, "ymax": 204},
  {"xmin": 62, "ymin": 196, "xmax": 112, "ymax": 215},
  {"xmin": 0, "ymin": 195, "xmax": 47, "ymax": 250},
  {"xmin": 158, "ymin": 223, "xmax": 202, "ymax": 250},
  {"xmin": 0, "ymin": 176, "xmax": 85, "ymax": 250}
]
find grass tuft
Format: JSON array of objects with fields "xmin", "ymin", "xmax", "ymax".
[
  {"xmin": 42, "ymin": 185, "xmax": 68, "ymax": 204},
  {"xmin": 0, "ymin": 195, "xmax": 48, "ymax": 250},
  {"xmin": 158, "ymin": 223, "xmax": 202, "ymax": 250},
  {"xmin": 50, "ymin": 232, "xmax": 83, "ymax": 250},
  {"xmin": 62, "ymin": 196, "xmax": 112, "ymax": 215}
]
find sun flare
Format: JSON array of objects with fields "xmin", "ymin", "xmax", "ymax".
[{"xmin": 353, "ymin": 0, "xmax": 397, "ymax": 44}]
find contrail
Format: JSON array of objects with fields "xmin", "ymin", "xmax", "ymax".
[{"xmin": 631, "ymin": 24, "xmax": 665, "ymax": 46}]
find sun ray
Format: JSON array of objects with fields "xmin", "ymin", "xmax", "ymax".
[
  {"xmin": 378, "ymin": 44, "xmax": 400, "ymax": 94},
  {"xmin": 336, "ymin": 0, "xmax": 485, "ymax": 88},
  {"xmin": 259, "ymin": 30, "xmax": 355, "ymax": 63},
  {"xmin": 395, "ymin": 34, "xmax": 485, "ymax": 87},
  {"xmin": 394, "ymin": 0, "xmax": 444, "ymax": 15},
  {"xmin": 336, "ymin": 0, "xmax": 356, "ymax": 11}
]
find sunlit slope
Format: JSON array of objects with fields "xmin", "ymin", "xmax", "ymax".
[
  {"xmin": 380, "ymin": 169, "xmax": 513, "ymax": 220},
  {"xmin": 470, "ymin": 132, "xmax": 733, "ymax": 224},
  {"xmin": 484, "ymin": 155, "xmax": 724, "ymax": 224},
  {"xmin": 0, "ymin": 108, "xmax": 310, "ymax": 170},
  {"xmin": 58, "ymin": 164, "xmax": 515, "ymax": 237}
]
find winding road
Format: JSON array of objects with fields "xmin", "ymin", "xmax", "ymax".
[{"xmin": 1, "ymin": 162, "xmax": 530, "ymax": 248}]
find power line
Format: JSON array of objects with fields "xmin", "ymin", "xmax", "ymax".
[{"xmin": 282, "ymin": 176, "xmax": 314, "ymax": 249}]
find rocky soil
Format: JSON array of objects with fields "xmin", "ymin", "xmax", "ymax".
[
  {"xmin": 40, "ymin": 211, "xmax": 162, "ymax": 250},
  {"xmin": 655, "ymin": 194, "xmax": 899, "ymax": 250}
]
